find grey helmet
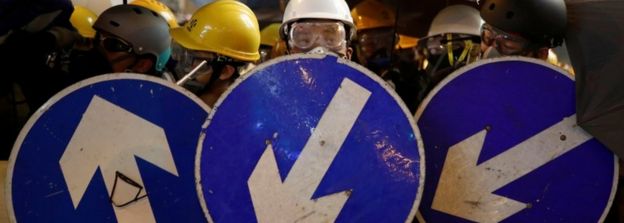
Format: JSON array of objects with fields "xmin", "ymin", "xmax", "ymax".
[
  {"xmin": 94, "ymin": 4, "xmax": 171, "ymax": 71},
  {"xmin": 480, "ymin": 0, "xmax": 567, "ymax": 48}
]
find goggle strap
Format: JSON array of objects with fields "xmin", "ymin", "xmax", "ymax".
[
  {"xmin": 446, "ymin": 33, "xmax": 455, "ymax": 66},
  {"xmin": 456, "ymin": 40, "xmax": 473, "ymax": 65}
]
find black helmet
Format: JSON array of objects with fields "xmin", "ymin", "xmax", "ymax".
[{"xmin": 480, "ymin": 0, "xmax": 567, "ymax": 48}]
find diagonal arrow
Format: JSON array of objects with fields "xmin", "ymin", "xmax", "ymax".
[
  {"xmin": 247, "ymin": 78, "xmax": 371, "ymax": 222},
  {"xmin": 432, "ymin": 115, "xmax": 592, "ymax": 222},
  {"xmin": 59, "ymin": 95, "xmax": 179, "ymax": 223}
]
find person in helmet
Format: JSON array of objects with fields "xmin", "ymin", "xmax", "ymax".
[
  {"xmin": 0, "ymin": 4, "xmax": 172, "ymax": 158},
  {"xmin": 89, "ymin": 4, "xmax": 172, "ymax": 75},
  {"xmin": 259, "ymin": 23, "xmax": 281, "ymax": 63},
  {"xmin": 3, "ymin": 4, "xmax": 171, "ymax": 110},
  {"xmin": 416, "ymin": 4, "xmax": 483, "ymax": 105},
  {"xmin": 280, "ymin": 0, "xmax": 356, "ymax": 59},
  {"xmin": 169, "ymin": 0, "xmax": 260, "ymax": 107},
  {"xmin": 32, "ymin": 4, "xmax": 171, "ymax": 107},
  {"xmin": 351, "ymin": 0, "xmax": 397, "ymax": 75},
  {"xmin": 350, "ymin": 0, "xmax": 424, "ymax": 113},
  {"xmin": 479, "ymin": 0, "xmax": 567, "ymax": 59},
  {"xmin": 130, "ymin": 0, "xmax": 180, "ymax": 28}
]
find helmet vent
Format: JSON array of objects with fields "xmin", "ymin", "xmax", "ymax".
[
  {"xmin": 151, "ymin": 11, "xmax": 159, "ymax": 17},
  {"xmin": 506, "ymin": 11, "xmax": 514, "ymax": 19},
  {"xmin": 489, "ymin": 3, "xmax": 496, "ymax": 10},
  {"xmin": 133, "ymin": 8, "xmax": 143, "ymax": 14},
  {"xmin": 110, "ymin": 21, "xmax": 120, "ymax": 27}
]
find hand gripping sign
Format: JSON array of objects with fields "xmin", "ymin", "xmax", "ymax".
[
  {"xmin": 7, "ymin": 74, "xmax": 209, "ymax": 223},
  {"xmin": 196, "ymin": 54, "xmax": 425, "ymax": 222},
  {"xmin": 416, "ymin": 57, "xmax": 618, "ymax": 222}
]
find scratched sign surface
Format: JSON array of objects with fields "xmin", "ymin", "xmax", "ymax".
[
  {"xmin": 7, "ymin": 74, "xmax": 209, "ymax": 223},
  {"xmin": 416, "ymin": 57, "xmax": 618, "ymax": 222},
  {"xmin": 196, "ymin": 54, "xmax": 424, "ymax": 222}
]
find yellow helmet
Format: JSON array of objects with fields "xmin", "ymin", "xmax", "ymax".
[
  {"xmin": 170, "ymin": 0, "xmax": 260, "ymax": 62},
  {"xmin": 351, "ymin": 0, "xmax": 395, "ymax": 31},
  {"xmin": 396, "ymin": 34, "xmax": 418, "ymax": 49},
  {"xmin": 130, "ymin": 0, "xmax": 179, "ymax": 28},
  {"xmin": 70, "ymin": 5, "xmax": 97, "ymax": 38},
  {"xmin": 260, "ymin": 23, "xmax": 281, "ymax": 47}
]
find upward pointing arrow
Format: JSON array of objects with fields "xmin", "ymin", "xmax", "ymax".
[
  {"xmin": 432, "ymin": 115, "xmax": 592, "ymax": 222},
  {"xmin": 247, "ymin": 78, "xmax": 371, "ymax": 222},
  {"xmin": 59, "ymin": 95, "xmax": 179, "ymax": 223}
]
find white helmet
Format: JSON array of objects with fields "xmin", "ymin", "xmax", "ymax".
[
  {"xmin": 427, "ymin": 5, "xmax": 483, "ymax": 37},
  {"xmin": 280, "ymin": 0, "xmax": 356, "ymax": 41}
]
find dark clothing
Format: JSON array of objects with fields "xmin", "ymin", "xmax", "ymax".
[
  {"xmin": 384, "ymin": 64, "xmax": 423, "ymax": 114},
  {"xmin": 0, "ymin": 0, "xmax": 73, "ymax": 36},
  {"xmin": 0, "ymin": 28, "xmax": 106, "ymax": 159}
]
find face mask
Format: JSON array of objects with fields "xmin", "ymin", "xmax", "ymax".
[
  {"xmin": 305, "ymin": 46, "xmax": 346, "ymax": 59},
  {"xmin": 365, "ymin": 48, "xmax": 392, "ymax": 73}
]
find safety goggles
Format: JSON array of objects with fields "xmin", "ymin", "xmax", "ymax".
[
  {"xmin": 175, "ymin": 48, "xmax": 218, "ymax": 75},
  {"xmin": 419, "ymin": 33, "xmax": 480, "ymax": 66},
  {"xmin": 99, "ymin": 35, "xmax": 133, "ymax": 54},
  {"xmin": 288, "ymin": 21, "xmax": 347, "ymax": 51},
  {"xmin": 481, "ymin": 23, "xmax": 531, "ymax": 55}
]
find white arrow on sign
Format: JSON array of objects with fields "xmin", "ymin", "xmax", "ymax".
[
  {"xmin": 247, "ymin": 78, "xmax": 371, "ymax": 222},
  {"xmin": 59, "ymin": 95, "xmax": 179, "ymax": 223},
  {"xmin": 432, "ymin": 115, "xmax": 592, "ymax": 222}
]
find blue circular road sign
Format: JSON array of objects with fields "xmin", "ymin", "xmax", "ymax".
[
  {"xmin": 197, "ymin": 54, "xmax": 425, "ymax": 222},
  {"xmin": 416, "ymin": 57, "xmax": 617, "ymax": 222},
  {"xmin": 7, "ymin": 74, "xmax": 210, "ymax": 222}
]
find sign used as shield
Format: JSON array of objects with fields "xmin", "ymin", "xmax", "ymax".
[
  {"xmin": 7, "ymin": 74, "xmax": 210, "ymax": 223},
  {"xmin": 196, "ymin": 54, "xmax": 425, "ymax": 222},
  {"xmin": 416, "ymin": 57, "xmax": 617, "ymax": 222}
]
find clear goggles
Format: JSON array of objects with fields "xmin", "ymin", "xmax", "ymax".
[
  {"xmin": 481, "ymin": 23, "xmax": 531, "ymax": 55},
  {"xmin": 171, "ymin": 43, "xmax": 220, "ymax": 78},
  {"xmin": 418, "ymin": 33, "xmax": 481, "ymax": 66},
  {"xmin": 288, "ymin": 21, "xmax": 347, "ymax": 51}
]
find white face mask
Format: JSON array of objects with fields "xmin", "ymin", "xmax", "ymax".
[
  {"xmin": 482, "ymin": 46, "xmax": 503, "ymax": 59},
  {"xmin": 307, "ymin": 46, "xmax": 330, "ymax": 55},
  {"xmin": 304, "ymin": 46, "xmax": 347, "ymax": 59}
]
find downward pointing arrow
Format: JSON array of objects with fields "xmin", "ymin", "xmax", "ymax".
[
  {"xmin": 59, "ymin": 96, "xmax": 179, "ymax": 223},
  {"xmin": 248, "ymin": 78, "xmax": 371, "ymax": 222},
  {"xmin": 432, "ymin": 115, "xmax": 592, "ymax": 222}
]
